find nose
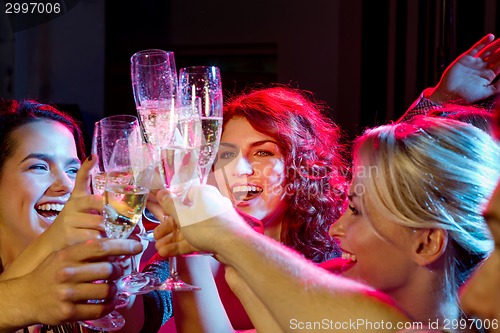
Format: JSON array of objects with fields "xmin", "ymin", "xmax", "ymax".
[
  {"xmin": 48, "ymin": 169, "xmax": 74, "ymax": 195},
  {"xmin": 232, "ymin": 155, "xmax": 254, "ymax": 177},
  {"xmin": 329, "ymin": 211, "xmax": 348, "ymax": 238}
]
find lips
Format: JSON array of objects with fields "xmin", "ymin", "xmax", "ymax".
[
  {"xmin": 35, "ymin": 202, "xmax": 65, "ymax": 222},
  {"xmin": 231, "ymin": 184, "xmax": 263, "ymax": 202},
  {"xmin": 319, "ymin": 247, "xmax": 357, "ymax": 274},
  {"xmin": 319, "ymin": 257, "xmax": 356, "ymax": 274},
  {"xmin": 341, "ymin": 250, "xmax": 357, "ymax": 262}
]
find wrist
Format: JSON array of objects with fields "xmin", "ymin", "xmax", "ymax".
[
  {"xmin": 425, "ymin": 85, "xmax": 461, "ymax": 105},
  {"xmin": 1, "ymin": 275, "xmax": 38, "ymax": 328},
  {"xmin": 213, "ymin": 219, "xmax": 262, "ymax": 264}
]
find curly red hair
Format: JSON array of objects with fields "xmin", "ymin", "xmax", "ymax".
[{"xmin": 223, "ymin": 85, "xmax": 348, "ymax": 262}]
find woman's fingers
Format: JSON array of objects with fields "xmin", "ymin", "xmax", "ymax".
[
  {"xmin": 66, "ymin": 194, "xmax": 104, "ymax": 215},
  {"xmin": 72, "ymin": 155, "xmax": 97, "ymax": 197},
  {"xmin": 153, "ymin": 218, "xmax": 175, "ymax": 239},
  {"xmin": 467, "ymin": 33, "xmax": 495, "ymax": 57}
]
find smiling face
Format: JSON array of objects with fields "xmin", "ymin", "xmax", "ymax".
[
  {"xmin": 0, "ymin": 120, "xmax": 80, "ymax": 264},
  {"xmin": 328, "ymin": 175, "xmax": 418, "ymax": 294},
  {"xmin": 213, "ymin": 116, "xmax": 287, "ymax": 225}
]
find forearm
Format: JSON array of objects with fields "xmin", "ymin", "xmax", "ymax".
[
  {"xmin": 0, "ymin": 276, "xmax": 37, "ymax": 332},
  {"xmin": 225, "ymin": 267, "xmax": 284, "ymax": 333},
  {"xmin": 215, "ymin": 227, "xmax": 410, "ymax": 333},
  {"xmin": 159, "ymin": 186, "xmax": 409, "ymax": 331},
  {"xmin": 174, "ymin": 255, "xmax": 235, "ymax": 333},
  {"xmin": 0, "ymin": 235, "xmax": 52, "ymax": 280}
]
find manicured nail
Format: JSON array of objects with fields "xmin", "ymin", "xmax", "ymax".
[{"xmin": 132, "ymin": 241, "xmax": 143, "ymax": 252}]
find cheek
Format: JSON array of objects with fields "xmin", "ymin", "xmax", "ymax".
[
  {"xmin": 1, "ymin": 175, "xmax": 38, "ymax": 205},
  {"xmin": 260, "ymin": 160, "xmax": 286, "ymax": 187},
  {"xmin": 345, "ymin": 221, "xmax": 370, "ymax": 246},
  {"xmin": 212, "ymin": 168, "xmax": 233, "ymax": 197}
]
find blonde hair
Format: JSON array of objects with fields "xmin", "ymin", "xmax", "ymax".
[{"xmin": 353, "ymin": 116, "xmax": 499, "ymax": 298}]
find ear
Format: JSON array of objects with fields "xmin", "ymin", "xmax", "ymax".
[{"xmin": 411, "ymin": 228, "xmax": 448, "ymax": 266}]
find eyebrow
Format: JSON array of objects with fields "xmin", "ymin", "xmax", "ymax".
[
  {"xmin": 250, "ymin": 140, "xmax": 279, "ymax": 148},
  {"xmin": 220, "ymin": 142, "xmax": 238, "ymax": 149},
  {"xmin": 220, "ymin": 140, "xmax": 280, "ymax": 150},
  {"xmin": 21, "ymin": 153, "xmax": 81, "ymax": 166}
]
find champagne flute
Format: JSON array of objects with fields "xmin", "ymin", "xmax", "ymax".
[
  {"xmin": 153, "ymin": 66, "xmax": 223, "ymax": 291},
  {"xmin": 155, "ymin": 104, "xmax": 203, "ymax": 291},
  {"xmin": 131, "ymin": 49, "xmax": 178, "ymax": 222},
  {"xmin": 131, "ymin": 49, "xmax": 178, "ymax": 148},
  {"xmin": 79, "ymin": 115, "xmax": 144, "ymax": 331},
  {"xmin": 103, "ymin": 139, "xmax": 153, "ymax": 240},
  {"xmin": 178, "ymin": 66, "xmax": 223, "ymax": 184},
  {"xmin": 109, "ymin": 142, "xmax": 165, "ymax": 295},
  {"xmin": 92, "ymin": 116, "xmax": 158, "ymax": 239},
  {"xmin": 174, "ymin": 66, "xmax": 223, "ymax": 258},
  {"xmin": 90, "ymin": 115, "xmax": 139, "ymax": 195},
  {"xmin": 131, "ymin": 49, "xmax": 200, "ymax": 291},
  {"xmin": 99, "ymin": 117, "xmax": 164, "ymax": 295}
]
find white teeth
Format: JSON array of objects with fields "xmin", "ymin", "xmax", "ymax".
[
  {"xmin": 341, "ymin": 252, "xmax": 357, "ymax": 262},
  {"xmin": 232, "ymin": 185, "xmax": 262, "ymax": 194},
  {"xmin": 45, "ymin": 215, "xmax": 58, "ymax": 221},
  {"xmin": 36, "ymin": 203, "xmax": 64, "ymax": 212}
]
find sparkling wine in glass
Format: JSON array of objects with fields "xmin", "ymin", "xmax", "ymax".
[
  {"xmin": 103, "ymin": 137, "xmax": 164, "ymax": 295},
  {"xmin": 131, "ymin": 49, "xmax": 178, "ymax": 223},
  {"xmin": 155, "ymin": 105, "xmax": 203, "ymax": 292},
  {"xmin": 79, "ymin": 115, "xmax": 143, "ymax": 331},
  {"xmin": 178, "ymin": 66, "xmax": 223, "ymax": 184},
  {"xmin": 131, "ymin": 49, "xmax": 178, "ymax": 174}
]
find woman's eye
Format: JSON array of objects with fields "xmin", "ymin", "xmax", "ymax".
[
  {"xmin": 220, "ymin": 151, "xmax": 237, "ymax": 159},
  {"xmin": 255, "ymin": 150, "xmax": 272, "ymax": 157},
  {"xmin": 28, "ymin": 164, "xmax": 49, "ymax": 172},
  {"xmin": 66, "ymin": 167, "xmax": 80, "ymax": 177},
  {"xmin": 348, "ymin": 205, "xmax": 359, "ymax": 216}
]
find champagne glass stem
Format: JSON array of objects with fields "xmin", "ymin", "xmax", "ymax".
[
  {"xmin": 169, "ymin": 256, "xmax": 178, "ymax": 280},
  {"xmin": 159, "ymin": 217, "xmax": 200, "ymax": 291},
  {"xmin": 169, "ymin": 224, "xmax": 180, "ymax": 280}
]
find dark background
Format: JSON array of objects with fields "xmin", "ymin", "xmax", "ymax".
[{"xmin": 1, "ymin": 0, "xmax": 499, "ymax": 149}]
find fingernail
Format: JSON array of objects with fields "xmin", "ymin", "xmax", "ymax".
[
  {"xmin": 87, "ymin": 154, "xmax": 93, "ymax": 161},
  {"xmin": 132, "ymin": 241, "xmax": 143, "ymax": 252},
  {"xmin": 157, "ymin": 190, "xmax": 167, "ymax": 202}
]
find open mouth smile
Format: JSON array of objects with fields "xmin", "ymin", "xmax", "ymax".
[
  {"xmin": 35, "ymin": 203, "xmax": 65, "ymax": 222},
  {"xmin": 341, "ymin": 250, "xmax": 357, "ymax": 262},
  {"xmin": 318, "ymin": 247, "xmax": 358, "ymax": 274},
  {"xmin": 231, "ymin": 185, "xmax": 263, "ymax": 202}
]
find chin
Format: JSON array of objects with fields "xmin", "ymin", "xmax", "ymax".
[{"xmin": 237, "ymin": 207, "xmax": 264, "ymax": 221}]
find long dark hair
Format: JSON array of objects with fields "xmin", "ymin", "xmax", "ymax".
[
  {"xmin": 224, "ymin": 86, "xmax": 348, "ymax": 262},
  {"xmin": 0, "ymin": 99, "xmax": 86, "ymax": 176}
]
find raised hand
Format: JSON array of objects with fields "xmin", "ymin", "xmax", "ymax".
[
  {"xmin": 153, "ymin": 214, "xmax": 199, "ymax": 257},
  {"xmin": 429, "ymin": 33, "xmax": 500, "ymax": 104},
  {"xmin": 153, "ymin": 185, "xmax": 247, "ymax": 257},
  {"xmin": 43, "ymin": 155, "xmax": 105, "ymax": 249}
]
